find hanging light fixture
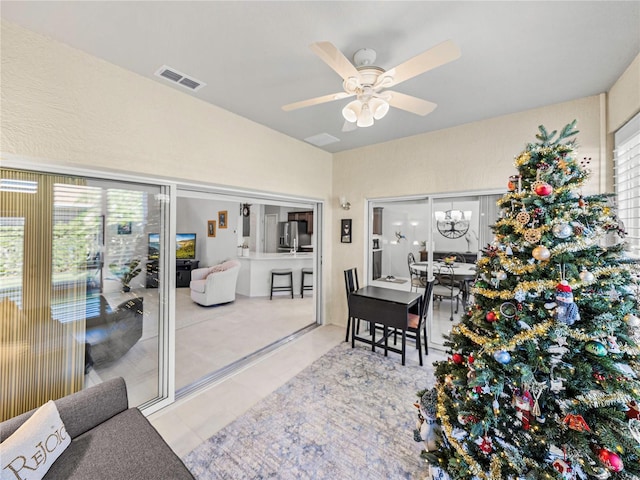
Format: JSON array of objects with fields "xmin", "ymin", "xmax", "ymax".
[{"xmin": 342, "ymin": 96, "xmax": 389, "ymax": 128}]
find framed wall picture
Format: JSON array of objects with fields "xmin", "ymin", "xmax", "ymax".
[
  {"xmin": 207, "ymin": 220, "xmax": 216, "ymax": 237},
  {"xmin": 218, "ymin": 210, "xmax": 227, "ymax": 229},
  {"xmin": 117, "ymin": 221, "xmax": 132, "ymax": 235},
  {"xmin": 341, "ymin": 219, "xmax": 352, "ymax": 243}
]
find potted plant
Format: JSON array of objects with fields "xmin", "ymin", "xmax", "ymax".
[{"xmin": 109, "ymin": 258, "xmax": 143, "ymax": 292}]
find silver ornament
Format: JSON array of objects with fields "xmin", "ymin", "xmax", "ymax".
[
  {"xmin": 579, "ymin": 269, "xmax": 595, "ymax": 283},
  {"xmin": 552, "ymin": 223, "xmax": 573, "ymax": 239}
]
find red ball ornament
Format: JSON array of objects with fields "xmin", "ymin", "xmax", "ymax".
[
  {"xmin": 598, "ymin": 448, "xmax": 624, "ymax": 472},
  {"xmin": 507, "ymin": 181, "xmax": 516, "ymax": 191},
  {"xmin": 485, "ymin": 311, "xmax": 498, "ymax": 322},
  {"xmin": 452, "ymin": 353, "xmax": 464, "ymax": 364},
  {"xmin": 534, "ymin": 182, "xmax": 553, "ymax": 196},
  {"xmin": 468, "ymin": 354, "xmax": 475, "ymax": 364}
]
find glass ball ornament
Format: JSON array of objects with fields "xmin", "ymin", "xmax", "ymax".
[
  {"xmin": 532, "ymin": 245, "xmax": 551, "ymax": 261},
  {"xmin": 452, "ymin": 353, "xmax": 464, "ymax": 364},
  {"xmin": 552, "ymin": 223, "xmax": 573, "ymax": 239},
  {"xmin": 493, "ymin": 350, "xmax": 511, "ymax": 364},
  {"xmin": 625, "ymin": 313, "xmax": 640, "ymax": 328},
  {"xmin": 579, "ymin": 269, "xmax": 595, "ymax": 283},
  {"xmin": 598, "ymin": 448, "xmax": 624, "ymax": 472},
  {"xmin": 495, "ymin": 271, "xmax": 507, "ymax": 281},
  {"xmin": 532, "ymin": 181, "xmax": 553, "ymax": 196},
  {"xmin": 486, "ymin": 311, "xmax": 498, "ymax": 322},
  {"xmin": 586, "ymin": 340, "xmax": 607, "ymax": 357}
]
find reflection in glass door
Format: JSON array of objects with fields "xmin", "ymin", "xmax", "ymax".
[{"xmin": 0, "ymin": 168, "xmax": 170, "ymax": 420}]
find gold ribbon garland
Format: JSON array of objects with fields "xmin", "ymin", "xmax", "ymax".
[
  {"xmin": 472, "ymin": 265, "xmax": 628, "ymax": 300},
  {"xmin": 436, "ymin": 384, "xmax": 494, "ymax": 479},
  {"xmin": 453, "ymin": 320, "xmax": 554, "ymax": 354}
]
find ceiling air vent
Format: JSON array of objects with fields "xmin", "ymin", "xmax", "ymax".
[{"xmin": 154, "ymin": 65, "xmax": 206, "ymax": 92}]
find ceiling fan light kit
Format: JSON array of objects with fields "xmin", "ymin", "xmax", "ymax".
[{"xmin": 282, "ymin": 39, "xmax": 461, "ymax": 130}]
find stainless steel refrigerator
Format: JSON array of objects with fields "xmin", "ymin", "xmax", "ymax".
[{"xmin": 278, "ymin": 221, "xmax": 309, "ymax": 252}]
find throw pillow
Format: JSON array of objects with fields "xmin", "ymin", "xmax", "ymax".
[{"xmin": 1, "ymin": 400, "xmax": 71, "ymax": 480}]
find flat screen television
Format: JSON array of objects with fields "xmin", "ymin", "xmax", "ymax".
[{"xmin": 148, "ymin": 233, "xmax": 196, "ymax": 260}]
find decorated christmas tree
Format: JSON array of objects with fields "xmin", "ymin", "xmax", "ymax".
[{"xmin": 418, "ymin": 121, "xmax": 640, "ymax": 479}]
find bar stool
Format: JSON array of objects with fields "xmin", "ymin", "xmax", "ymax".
[
  {"xmin": 270, "ymin": 268, "xmax": 293, "ymax": 299},
  {"xmin": 300, "ymin": 267, "xmax": 313, "ymax": 298}
]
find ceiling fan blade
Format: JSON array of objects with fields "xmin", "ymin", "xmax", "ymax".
[
  {"xmin": 282, "ymin": 92, "xmax": 353, "ymax": 111},
  {"xmin": 310, "ymin": 41, "xmax": 361, "ymax": 81},
  {"xmin": 385, "ymin": 91, "xmax": 437, "ymax": 116},
  {"xmin": 379, "ymin": 40, "xmax": 461, "ymax": 88}
]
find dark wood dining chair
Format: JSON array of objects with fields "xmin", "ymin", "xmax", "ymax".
[
  {"xmin": 344, "ymin": 268, "xmax": 360, "ymax": 342},
  {"xmin": 406, "ymin": 280, "xmax": 434, "ymax": 366},
  {"xmin": 407, "ymin": 252, "xmax": 426, "ymax": 292},
  {"xmin": 433, "ymin": 264, "xmax": 461, "ymax": 321}
]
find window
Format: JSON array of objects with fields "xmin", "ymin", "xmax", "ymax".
[{"xmin": 614, "ymin": 112, "xmax": 640, "ymax": 258}]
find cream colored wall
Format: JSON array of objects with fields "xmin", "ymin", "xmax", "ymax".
[
  {"xmin": 331, "ymin": 96, "xmax": 605, "ymax": 328},
  {"xmin": 1, "ymin": 20, "xmax": 635, "ymax": 336},
  {"xmin": 0, "ymin": 20, "xmax": 334, "ymax": 321},
  {"xmin": 608, "ymin": 52, "xmax": 640, "ymax": 134}
]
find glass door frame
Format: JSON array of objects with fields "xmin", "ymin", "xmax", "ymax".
[
  {"xmin": 365, "ymin": 189, "xmax": 502, "ymax": 352},
  {"xmin": 4, "ymin": 156, "xmax": 325, "ymax": 414}
]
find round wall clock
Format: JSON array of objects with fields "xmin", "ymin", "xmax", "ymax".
[{"xmin": 436, "ymin": 210, "xmax": 470, "ymax": 239}]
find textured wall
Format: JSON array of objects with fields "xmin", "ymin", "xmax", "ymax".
[
  {"xmin": 0, "ymin": 20, "xmax": 335, "ymax": 322},
  {"xmin": 330, "ymin": 96, "xmax": 605, "ymax": 329}
]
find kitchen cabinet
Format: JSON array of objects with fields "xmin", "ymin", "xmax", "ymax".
[
  {"xmin": 288, "ymin": 211, "xmax": 314, "ymax": 234},
  {"xmin": 373, "ymin": 207, "xmax": 383, "ymax": 235}
]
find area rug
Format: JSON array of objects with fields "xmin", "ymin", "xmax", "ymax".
[{"xmin": 183, "ymin": 342, "xmax": 436, "ymax": 479}]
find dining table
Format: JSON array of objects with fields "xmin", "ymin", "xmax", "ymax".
[
  {"xmin": 411, "ymin": 261, "xmax": 477, "ymax": 306},
  {"xmin": 348, "ymin": 286, "xmax": 422, "ymax": 365}
]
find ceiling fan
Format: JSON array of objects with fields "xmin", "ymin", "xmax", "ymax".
[{"xmin": 282, "ymin": 40, "xmax": 461, "ymax": 129}]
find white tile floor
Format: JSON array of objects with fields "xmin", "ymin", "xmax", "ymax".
[
  {"xmin": 88, "ymin": 288, "xmax": 315, "ymax": 406},
  {"xmin": 149, "ymin": 324, "xmax": 345, "ymax": 457}
]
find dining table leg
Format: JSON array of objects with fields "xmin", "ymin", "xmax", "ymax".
[
  {"xmin": 371, "ymin": 322, "xmax": 376, "ymax": 352},
  {"xmin": 401, "ymin": 330, "xmax": 406, "ymax": 366},
  {"xmin": 384, "ymin": 326, "xmax": 388, "ymax": 357}
]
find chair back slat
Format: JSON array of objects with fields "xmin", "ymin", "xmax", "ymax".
[
  {"xmin": 420, "ymin": 280, "xmax": 435, "ymax": 323},
  {"xmin": 344, "ymin": 268, "xmax": 359, "ymax": 298}
]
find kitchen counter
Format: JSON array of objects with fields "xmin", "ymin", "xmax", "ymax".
[
  {"xmin": 238, "ymin": 252, "xmax": 313, "ymax": 260},
  {"xmin": 236, "ymin": 252, "xmax": 314, "ymax": 297}
]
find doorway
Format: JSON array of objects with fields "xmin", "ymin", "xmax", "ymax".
[
  {"xmin": 366, "ymin": 191, "xmax": 501, "ymax": 351},
  {"xmin": 173, "ymin": 187, "xmax": 322, "ymax": 396}
]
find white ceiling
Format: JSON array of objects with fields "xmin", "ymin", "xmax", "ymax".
[{"xmin": 2, "ymin": 1, "xmax": 639, "ymax": 154}]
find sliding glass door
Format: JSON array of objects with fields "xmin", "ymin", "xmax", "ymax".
[
  {"xmin": 0, "ymin": 168, "xmax": 171, "ymax": 419},
  {"xmin": 367, "ymin": 191, "xmax": 501, "ymax": 351}
]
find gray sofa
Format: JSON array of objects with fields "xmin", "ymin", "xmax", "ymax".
[{"xmin": 0, "ymin": 377, "xmax": 194, "ymax": 480}]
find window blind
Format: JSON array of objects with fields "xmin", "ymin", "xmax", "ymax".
[{"xmin": 614, "ymin": 112, "xmax": 640, "ymax": 258}]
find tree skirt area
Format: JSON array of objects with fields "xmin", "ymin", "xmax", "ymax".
[{"xmin": 183, "ymin": 342, "xmax": 436, "ymax": 480}]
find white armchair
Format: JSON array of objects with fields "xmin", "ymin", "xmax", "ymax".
[{"xmin": 190, "ymin": 260, "xmax": 241, "ymax": 306}]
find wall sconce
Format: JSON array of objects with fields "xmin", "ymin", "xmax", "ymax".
[{"xmin": 339, "ymin": 196, "xmax": 351, "ymax": 210}]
